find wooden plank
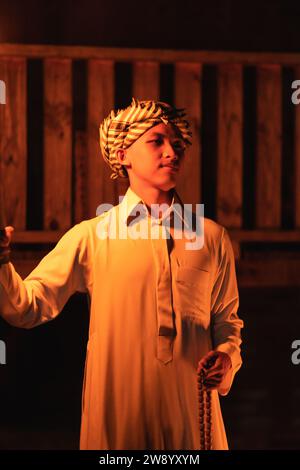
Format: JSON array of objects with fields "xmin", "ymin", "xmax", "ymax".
[
  {"xmin": 74, "ymin": 130, "xmax": 88, "ymax": 223},
  {"xmin": 7, "ymin": 228, "xmax": 300, "ymax": 245},
  {"xmin": 10, "ymin": 259, "xmax": 300, "ymax": 286},
  {"xmin": 217, "ymin": 64, "xmax": 243, "ymax": 227},
  {"xmin": 237, "ymin": 259, "xmax": 300, "ymax": 287},
  {"xmin": 10, "ymin": 230, "xmax": 65, "ymax": 243},
  {"xmin": 0, "ymin": 58, "xmax": 27, "ymax": 229},
  {"xmin": 44, "ymin": 59, "xmax": 72, "ymax": 230},
  {"xmin": 256, "ymin": 65, "xmax": 282, "ymax": 228},
  {"xmin": 9, "ymin": 250, "xmax": 300, "ymax": 286},
  {"xmin": 132, "ymin": 61, "xmax": 159, "ymax": 100},
  {"xmin": 174, "ymin": 62, "xmax": 202, "ymax": 205},
  {"xmin": 295, "ymin": 65, "xmax": 300, "ymax": 228},
  {"xmin": 87, "ymin": 60, "xmax": 115, "ymax": 218},
  {"xmin": 3, "ymin": 43, "xmax": 300, "ymax": 66},
  {"xmin": 114, "ymin": 61, "xmax": 159, "ymax": 199},
  {"xmin": 229, "ymin": 229, "xmax": 300, "ymax": 242}
]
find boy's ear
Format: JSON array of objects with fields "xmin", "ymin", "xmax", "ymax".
[{"xmin": 116, "ymin": 148, "xmax": 130, "ymax": 168}]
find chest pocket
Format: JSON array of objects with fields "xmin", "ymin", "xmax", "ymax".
[{"xmin": 175, "ymin": 266, "xmax": 210, "ymax": 324}]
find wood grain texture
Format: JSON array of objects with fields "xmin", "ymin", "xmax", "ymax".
[
  {"xmin": 87, "ymin": 60, "xmax": 115, "ymax": 218},
  {"xmin": 132, "ymin": 61, "xmax": 159, "ymax": 101},
  {"xmin": 217, "ymin": 64, "xmax": 243, "ymax": 228},
  {"xmin": 174, "ymin": 62, "xmax": 202, "ymax": 206},
  {"xmin": 9, "ymin": 229, "xmax": 300, "ymax": 244},
  {"xmin": 237, "ymin": 259, "xmax": 300, "ymax": 287},
  {"xmin": 256, "ymin": 65, "xmax": 282, "ymax": 228},
  {"xmin": 44, "ymin": 59, "xmax": 72, "ymax": 230},
  {"xmin": 0, "ymin": 58, "xmax": 27, "ymax": 229},
  {"xmin": 2, "ymin": 43, "xmax": 300, "ymax": 65}
]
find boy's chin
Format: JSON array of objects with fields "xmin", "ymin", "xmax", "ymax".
[{"xmin": 155, "ymin": 180, "xmax": 177, "ymax": 191}]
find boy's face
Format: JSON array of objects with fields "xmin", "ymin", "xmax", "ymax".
[{"xmin": 116, "ymin": 122, "xmax": 186, "ymax": 192}]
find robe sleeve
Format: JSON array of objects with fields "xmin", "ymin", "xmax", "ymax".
[
  {"xmin": 210, "ymin": 227, "xmax": 244, "ymax": 396},
  {"xmin": 0, "ymin": 221, "xmax": 90, "ymax": 329}
]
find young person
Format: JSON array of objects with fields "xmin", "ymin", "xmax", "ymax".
[{"xmin": 0, "ymin": 97, "xmax": 243, "ymax": 450}]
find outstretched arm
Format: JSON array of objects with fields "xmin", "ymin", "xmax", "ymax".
[{"xmin": 0, "ymin": 222, "xmax": 90, "ymax": 329}]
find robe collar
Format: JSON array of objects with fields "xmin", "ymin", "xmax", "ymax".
[{"xmin": 119, "ymin": 186, "xmax": 188, "ymax": 228}]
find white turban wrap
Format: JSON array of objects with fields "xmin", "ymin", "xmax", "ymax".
[{"xmin": 99, "ymin": 97, "xmax": 192, "ymax": 180}]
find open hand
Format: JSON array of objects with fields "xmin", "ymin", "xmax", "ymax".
[
  {"xmin": 0, "ymin": 226, "xmax": 14, "ymax": 265},
  {"xmin": 197, "ymin": 350, "xmax": 232, "ymax": 391}
]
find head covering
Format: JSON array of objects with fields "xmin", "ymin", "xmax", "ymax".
[{"xmin": 99, "ymin": 97, "xmax": 193, "ymax": 180}]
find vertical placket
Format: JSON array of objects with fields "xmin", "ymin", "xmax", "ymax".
[{"xmin": 149, "ymin": 217, "xmax": 176, "ymax": 364}]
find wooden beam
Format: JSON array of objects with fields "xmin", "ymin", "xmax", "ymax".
[
  {"xmin": 10, "ymin": 255, "xmax": 300, "ymax": 287},
  {"xmin": 10, "ymin": 230, "xmax": 66, "ymax": 243},
  {"xmin": 229, "ymin": 229, "xmax": 300, "ymax": 242},
  {"xmin": 217, "ymin": 64, "xmax": 243, "ymax": 227},
  {"xmin": 237, "ymin": 259, "xmax": 300, "ymax": 287},
  {"xmin": 2, "ymin": 43, "xmax": 300, "ymax": 65},
  {"xmin": 174, "ymin": 62, "xmax": 202, "ymax": 205},
  {"xmin": 0, "ymin": 58, "xmax": 27, "ymax": 230},
  {"xmin": 9, "ymin": 229, "xmax": 300, "ymax": 245},
  {"xmin": 44, "ymin": 59, "xmax": 72, "ymax": 230}
]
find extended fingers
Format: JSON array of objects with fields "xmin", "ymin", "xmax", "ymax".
[
  {"xmin": 201, "ymin": 371, "xmax": 224, "ymax": 390},
  {"xmin": 0, "ymin": 247, "xmax": 11, "ymax": 265},
  {"xmin": 199, "ymin": 375, "xmax": 222, "ymax": 390},
  {"xmin": 204, "ymin": 367, "xmax": 224, "ymax": 380},
  {"xmin": 0, "ymin": 227, "xmax": 14, "ymax": 246},
  {"xmin": 0, "ymin": 227, "xmax": 13, "ymax": 265},
  {"xmin": 0, "ymin": 236, "xmax": 9, "ymax": 247}
]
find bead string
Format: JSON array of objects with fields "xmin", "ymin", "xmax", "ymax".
[{"xmin": 198, "ymin": 369, "xmax": 212, "ymax": 450}]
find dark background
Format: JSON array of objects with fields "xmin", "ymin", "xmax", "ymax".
[
  {"xmin": 0, "ymin": 0, "xmax": 300, "ymax": 451},
  {"xmin": 1, "ymin": 0, "xmax": 300, "ymax": 52}
]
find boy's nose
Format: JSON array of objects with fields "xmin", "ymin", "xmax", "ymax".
[{"xmin": 162, "ymin": 142, "xmax": 178, "ymax": 158}]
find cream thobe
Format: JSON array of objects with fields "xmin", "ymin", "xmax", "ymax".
[{"xmin": 0, "ymin": 186, "xmax": 243, "ymax": 450}]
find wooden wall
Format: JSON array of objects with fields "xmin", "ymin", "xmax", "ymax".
[{"xmin": 0, "ymin": 44, "xmax": 300, "ymax": 286}]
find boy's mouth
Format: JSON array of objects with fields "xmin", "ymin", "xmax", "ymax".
[{"xmin": 161, "ymin": 165, "xmax": 179, "ymax": 172}]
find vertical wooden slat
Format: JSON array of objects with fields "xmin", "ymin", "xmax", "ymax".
[
  {"xmin": 87, "ymin": 60, "xmax": 115, "ymax": 218},
  {"xmin": 0, "ymin": 58, "xmax": 27, "ymax": 229},
  {"xmin": 44, "ymin": 59, "xmax": 72, "ymax": 230},
  {"xmin": 174, "ymin": 63, "xmax": 202, "ymax": 206},
  {"xmin": 132, "ymin": 61, "xmax": 159, "ymax": 100},
  {"xmin": 294, "ymin": 66, "xmax": 300, "ymax": 228},
  {"xmin": 117, "ymin": 61, "xmax": 160, "ymax": 198},
  {"xmin": 217, "ymin": 64, "xmax": 243, "ymax": 228},
  {"xmin": 256, "ymin": 65, "xmax": 282, "ymax": 228},
  {"xmin": 74, "ymin": 130, "xmax": 88, "ymax": 224}
]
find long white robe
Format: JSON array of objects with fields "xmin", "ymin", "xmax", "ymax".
[{"xmin": 0, "ymin": 186, "xmax": 243, "ymax": 450}]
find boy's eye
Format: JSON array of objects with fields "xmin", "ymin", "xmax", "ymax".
[
  {"xmin": 174, "ymin": 141, "xmax": 185, "ymax": 149},
  {"xmin": 149, "ymin": 139, "xmax": 185, "ymax": 149}
]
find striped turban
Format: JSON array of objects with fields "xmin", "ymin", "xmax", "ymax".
[{"xmin": 99, "ymin": 97, "xmax": 193, "ymax": 180}]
